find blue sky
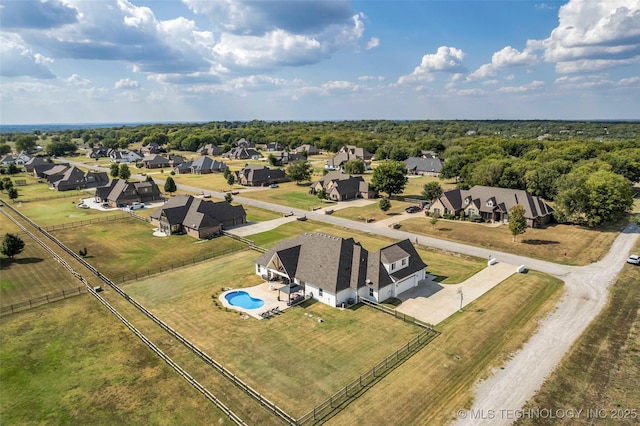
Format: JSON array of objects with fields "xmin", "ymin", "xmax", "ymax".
[{"xmin": 1, "ymin": 0, "xmax": 639, "ymax": 124}]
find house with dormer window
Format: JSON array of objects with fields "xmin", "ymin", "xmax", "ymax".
[
  {"xmin": 255, "ymin": 233, "xmax": 427, "ymax": 308},
  {"xmin": 427, "ymin": 185, "xmax": 553, "ymax": 227}
]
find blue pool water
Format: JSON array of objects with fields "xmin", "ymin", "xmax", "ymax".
[{"xmin": 225, "ymin": 291, "xmax": 265, "ymax": 310}]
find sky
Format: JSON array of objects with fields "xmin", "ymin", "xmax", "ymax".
[{"xmin": 1, "ymin": 0, "xmax": 639, "ymax": 124}]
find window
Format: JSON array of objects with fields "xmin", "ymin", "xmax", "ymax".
[
  {"xmin": 319, "ymin": 288, "xmax": 323, "ymax": 297},
  {"xmin": 391, "ymin": 262, "xmax": 396, "ymax": 271},
  {"xmin": 369, "ymin": 288, "xmax": 374, "ymax": 297},
  {"xmin": 402, "ymin": 258, "xmax": 407, "ymax": 266}
]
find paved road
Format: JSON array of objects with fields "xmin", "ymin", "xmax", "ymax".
[{"xmin": 64, "ymin": 159, "xmax": 640, "ymax": 423}]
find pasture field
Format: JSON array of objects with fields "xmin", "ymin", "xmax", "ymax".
[
  {"xmin": 400, "ymin": 216, "xmax": 625, "ymax": 266},
  {"xmin": 0, "ymin": 216, "xmax": 79, "ymax": 306},
  {"xmin": 124, "ymin": 251, "xmax": 427, "ymax": 416},
  {"xmin": 49, "ymin": 218, "xmax": 246, "ymax": 282},
  {"xmin": 517, "ymin": 241, "xmax": 640, "ymax": 426},
  {"xmin": 1, "ymin": 172, "xmax": 87, "ymax": 202},
  {"xmin": 242, "ymin": 219, "xmax": 485, "ymax": 284},
  {"xmin": 0, "ymin": 296, "xmax": 234, "ymax": 425},
  {"xmin": 329, "ymin": 271, "xmax": 564, "ymax": 425}
]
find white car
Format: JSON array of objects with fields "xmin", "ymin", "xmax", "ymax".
[{"xmin": 627, "ymin": 254, "xmax": 640, "ymax": 265}]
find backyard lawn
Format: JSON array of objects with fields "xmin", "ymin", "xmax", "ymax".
[{"xmin": 124, "ymin": 251, "xmax": 427, "ymax": 416}]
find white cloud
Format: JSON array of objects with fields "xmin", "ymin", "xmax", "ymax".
[
  {"xmin": 497, "ymin": 80, "xmax": 545, "ymax": 93},
  {"xmin": 358, "ymin": 75, "xmax": 384, "ymax": 81},
  {"xmin": 468, "ymin": 46, "xmax": 537, "ymax": 81},
  {"xmin": 0, "ymin": 35, "xmax": 55, "ymax": 79},
  {"xmin": 114, "ymin": 78, "xmax": 140, "ymax": 90},
  {"xmin": 398, "ymin": 46, "xmax": 466, "ymax": 84},
  {"xmin": 65, "ymin": 74, "xmax": 91, "ymax": 86},
  {"xmin": 366, "ymin": 37, "xmax": 380, "ymax": 50},
  {"xmin": 535, "ymin": 0, "xmax": 640, "ymax": 73}
]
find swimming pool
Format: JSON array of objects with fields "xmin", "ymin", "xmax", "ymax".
[{"xmin": 224, "ymin": 290, "xmax": 265, "ymax": 310}]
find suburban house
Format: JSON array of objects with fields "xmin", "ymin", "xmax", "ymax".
[
  {"xmin": 197, "ymin": 144, "xmax": 223, "ymax": 156},
  {"xmin": 190, "ymin": 156, "xmax": 228, "ymax": 174},
  {"xmin": 294, "ymin": 144, "xmax": 320, "ymax": 155},
  {"xmin": 142, "ymin": 154, "xmax": 171, "ymax": 169},
  {"xmin": 24, "ymin": 156, "xmax": 51, "ymax": 173},
  {"xmin": 35, "ymin": 164, "xmax": 68, "ymax": 180},
  {"xmin": 404, "ymin": 156, "xmax": 444, "ymax": 176},
  {"xmin": 235, "ymin": 165, "xmax": 288, "ymax": 186},
  {"xmin": 427, "ymin": 185, "xmax": 554, "ymax": 227},
  {"xmin": 86, "ymin": 147, "xmax": 109, "ymax": 159},
  {"xmin": 169, "ymin": 155, "xmax": 185, "ymax": 167},
  {"xmin": 47, "ymin": 166, "xmax": 108, "ymax": 191},
  {"xmin": 109, "ymin": 149, "xmax": 143, "ymax": 164},
  {"xmin": 94, "ymin": 179, "xmax": 163, "ymax": 208},
  {"xmin": 150, "ymin": 194, "xmax": 247, "ymax": 239},
  {"xmin": 326, "ymin": 145, "xmax": 372, "ymax": 170},
  {"xmin": 264, "ymin": 142, "xmax": 284, "ymax": 151},
  {"xmin": 255, "ymin": 233, "xmax": 427, "ymax": 307},
  {"xmin": 223, "ymin": 147, "xmax": 262, "ymax": 160},
  {"xmin": 267, "ymin": 151, "xmax": 305, "ymax": 166},
  {"xmin": 310, "ymin": 171, "xmax": 377, "ymax": 201},
  {"xmin": 141, "ymin": 142, "xmax": 162, "ymax": 156},
  {"xmin": 1, "ymin": 152, "xmax": 30, "ymax": 165},
  {"xmin": 235, "ymin": 138, "xmax": 255, "ymax": 148}
]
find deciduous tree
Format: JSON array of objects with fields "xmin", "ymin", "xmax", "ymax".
[
  {"xmin": 1, "ymin": 233, "xmax": 25, "ymax": 259},
  {"xmin": 343, "ymin": 159, "xmax": 365, "ymax": 174},
  {"xmin": 508, "ymin": 205, "xmax": 527, "ymax": 242},
  {"xmin": 422, "ymin": 181, "xmax": 443, "ymax": 203},
  {"xmin": 371, "ymin": 160, "xmax": 408, "ymax": 197},
  {"xmin": 119, "ymin": 164, "xmax": 131, "ymax": 180},
  {"xmin": 164, "ymin": 176, "xmax": 177, "ymax": 195},
  {"xmin": 379, "ymin": 197, "xmax": 391, "ymax": 212},
  {"xmin": 286, "ymin": 159, "xmax": 312, "ymax": 184},
  {"xmin": 110, "ymin": 163, "xmax": 120, "ymax": 178}
]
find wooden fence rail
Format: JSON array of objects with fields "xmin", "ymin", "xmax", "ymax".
[{"xmin": 0, "ymin": 286, "xmax": 87, "ymax": 316}]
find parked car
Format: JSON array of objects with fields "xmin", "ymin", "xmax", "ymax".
[
  {"xmin": 129, "ymin": 202, "xmax": 144, "ymax": 210},
  {"xmin": 627, "ymin": 254, "xmax": 640, "ymax": 265},
  {"xmin": 77, "ymin": 203, "xmax": 89, "ymax": 209},
  {"xmin": 269, "ymin": 183, "xmax": 279, "ymax": 188},
  {"xmin": 405, "ymin": 205, "xmax": 421, "ymax": 213}
]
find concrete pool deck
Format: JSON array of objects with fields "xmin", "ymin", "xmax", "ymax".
[{"xmin": 219, "ymin": 282, "xmax": 301, "ymax": 319}]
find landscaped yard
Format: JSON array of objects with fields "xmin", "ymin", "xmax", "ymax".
[
  {"xmin": 0, "ymin": 297, "xmax": 234, "ymax": 425},
  {"xmin": 400, "ymin": 216, "xmax": 626, "ymax": 266},
  {"xmin": 123, "ymin": 250, "xmax": 433, "ymax": 416}
]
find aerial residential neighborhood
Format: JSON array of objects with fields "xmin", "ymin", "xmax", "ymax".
[
  {"xmin": 1, "ymin": 0, "xmax": 640, "ymax": 424},
  {"xmin": 1, "ymin": 120, "xmax": 638, "ymax": 426}
]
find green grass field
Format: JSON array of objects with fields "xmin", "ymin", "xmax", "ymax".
[{"xmin": 0, "ymin": 296, "xmax": 235, "ymax": 425}]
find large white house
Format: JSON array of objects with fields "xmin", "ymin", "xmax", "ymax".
[{"xmin": 255, "ymin": 233, "xmax": 427, "ymax": 307}]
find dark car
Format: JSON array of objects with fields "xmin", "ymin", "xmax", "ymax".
[{"xmin": 405, "ymin": 205, "xmax": 421, "ymax": 213}]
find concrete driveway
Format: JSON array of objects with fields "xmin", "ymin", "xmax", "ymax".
[{"xmin": 395, "ymin": 261, "xmax": 518, "ymax": 325}]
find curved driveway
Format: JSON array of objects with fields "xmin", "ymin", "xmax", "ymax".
[{"xmin": 66, "ymin": 160, "xmax": 639, "ymax": 423}]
